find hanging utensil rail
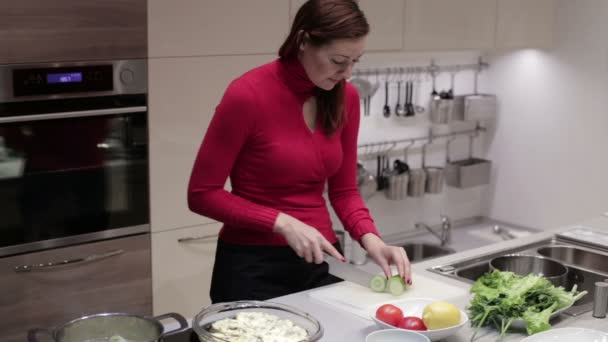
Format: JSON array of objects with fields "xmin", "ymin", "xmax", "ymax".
[
  {"xmin": 357, "ymin": 122, "xmax": 485, "ymax": 158},
  {"xmin": 352, "ymin": 56, "xmax": 489, "ymax": 78}
]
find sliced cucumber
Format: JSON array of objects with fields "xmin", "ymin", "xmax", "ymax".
[
  {"xmin": 386, "ymin": 275, "xmax": 407, "ymax": 296},
  {"xmin": 369, "ymin": 275, "xmax": 387, "ymax": 293}
]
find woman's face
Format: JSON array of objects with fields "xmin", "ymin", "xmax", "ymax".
[{"xmin": 299, "ymin": 36, "xmax": 366, "ymax": 91}]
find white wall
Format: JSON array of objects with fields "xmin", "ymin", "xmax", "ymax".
[{"xmin": 483, "ymin": 0, "xmax": 608, "ymax": 229}]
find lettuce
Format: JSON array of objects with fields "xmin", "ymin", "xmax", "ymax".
[{"xmin": 467, "ymin": 270, "xmax": 587, "ymax": 341}]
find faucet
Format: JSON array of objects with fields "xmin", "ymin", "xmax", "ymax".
[{"xmin": 415, "ymin": 215, "xmax": 452, "ymax": 247}]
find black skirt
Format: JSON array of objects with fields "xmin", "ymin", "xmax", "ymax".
[{"xmin": 210, "ymin": 240, "xmax": 343, "ymax": 303}]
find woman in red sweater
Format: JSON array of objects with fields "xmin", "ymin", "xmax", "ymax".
[{"xmin": 188, "ymin": 0, "xmax": 411, "ymax": 303}]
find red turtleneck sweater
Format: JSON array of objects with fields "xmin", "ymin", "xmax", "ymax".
[{"xmin": 187, "ymin": 58, "xmax": 379, "ymax": 246}]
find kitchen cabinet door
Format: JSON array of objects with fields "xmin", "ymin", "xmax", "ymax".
[
  {"xmin": 290, "ymin": 0, "xmax": 405, "ymax": 51},
  {"xmin": 148, "ymin": 0, "xmax": 289, "ymax": 57},
  {"xmin": 152, "ymin": 222, "xmax": 220, "ymax": 318},
  {"xmin": 148, "ymin": 55, "xmax": 270, "ymax": 232},
  {"xmin": 0, "ymin": 234, "xmax": 151, "ymax": 342},
  {"xmin": 495, "ymin": 0, "xmax": 555, "ymax": 49},
  {"xmin": 0, "ymin": 0, "xmax": 146, "ymax": 64},
  {"xmin": 402, "ymin": 0, "xmax": 496, "ymax": 51}
]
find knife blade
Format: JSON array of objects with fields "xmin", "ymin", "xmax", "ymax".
[{"xmin": 324, "ymin": 253, "xmax": 376, "ymax": 288}]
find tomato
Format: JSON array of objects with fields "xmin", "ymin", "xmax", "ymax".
[
  {"xmin": 398, "ymin": 316, "xmax": 427, "ymax": 331},
  {"xmin": 375, "ymin": 304, "xmax": 403, "ymax": 327}
]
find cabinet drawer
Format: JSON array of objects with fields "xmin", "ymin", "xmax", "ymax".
[
  {"xmin": 152, "ymin": 223, "xmax": 221, "ymax": 317},
  {"xmin": 0, "ymin": 234, "xmax": 152, "ymax": 342}
]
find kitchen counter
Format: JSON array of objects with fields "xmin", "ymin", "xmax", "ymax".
[
  {"xmin": 270, "ymin": 215, "xmax": 608, "ymax": 341},
  {"xmin": 165, "ymin": 215, "xmax": 608, "ymax": 341}
]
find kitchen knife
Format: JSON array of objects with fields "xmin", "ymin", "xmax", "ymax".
[{"xmin": 324, "ymin": 253, "xmax": 376, "ymax": 288}]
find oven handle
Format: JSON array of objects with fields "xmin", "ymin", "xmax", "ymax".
[
  {"xmin": 13, "ymin": 249, "xmax": 124, "ymax": 273},
  {"xmin": 177, "ymin": 234, "xmax": 218, "ymax": 243},
  {"xmin": 0, "ymin": 106, "xmax": 147, "ymax": 124}
]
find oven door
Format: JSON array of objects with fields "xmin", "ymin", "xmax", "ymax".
[{"xmin": 0, "ymin": 96, "xmax": 149, "ymax": 257}]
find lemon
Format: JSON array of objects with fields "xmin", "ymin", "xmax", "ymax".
[{"xmin": 422, "ymin": 301, "xmax": 461, "ymax": 330}]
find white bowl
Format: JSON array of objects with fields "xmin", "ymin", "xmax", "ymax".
[
  {"xmin": 371, "ymin": 298, "xmax": 468, "ymax": 342},
  {"xmin": 366, "ymin": 328, "xmax": 430, "ymax": 342},
  {"xmin": 520, "ymin": 327, "xmax": 608, "ymax": 342}
]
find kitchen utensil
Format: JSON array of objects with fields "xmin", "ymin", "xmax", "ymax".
[
  {"xmin": 452, "ymin": 67, "xmax": 497, "ymax": 121},
  {"xmin": 325, "ymin": 253, "xmax": 374, "ymax": 285},
  {"xmin": 489, "ymin": 254, "xmax": 568, "ymax": 287},
  {"xmin": 445, "ymin": 134, "xmax": 491, "ymax": 188},
  {"xmin": 366, "ymin": 329, "xmax": 430, "ymax": 342},
  {"xmin": 407, "ymin": 169, "xmax": 426, "ymax": 197},
  {"xmin": 406, "ymin": 81, "xmax": 416, "ymax": 116},
  {"xmin": 394, "ymin": 81, "xmax": 405, "ymax": 116},
  {"xmin": 592, "ymin": 281, "xmax": 608, "ymax": 318},
  {"xmin": 384, "ymin": 170, "xmax": 408, "ymax": 201},
  {"xmin": 383, "ymin": 80, "xmax": 391, "ymax": 117},
  {"xmin": 371, "ymin": 298, "xmax": 468, "ymax": 342},
  {"xmin": 492, "ymin": 225, "xmax": 516, "ymax": 240},
  {"xmin": 357, "ymin": 162, "xmax": 377, "ymax": 201},
  {"xmin": 28, "ymin": 312, "xmax": 188, "ymax": 342},
  {"xmin": 192, "ymin": 301, "xmax": 323, "ymax": 342},
  {"xmin": 428, "ymin": 70, "xmax": 453, "ymax": 124},
  {"xmin": 422, "ymin": 142, "xmax": 444, "ymax": 194},
  {"xmin": 350, "ymin": 77, "xmax": 373, "ymax": 117}
]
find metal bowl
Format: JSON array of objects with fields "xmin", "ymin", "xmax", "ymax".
[
  {"xmin": 192, "ymin": 301, "xmax": 323, "ymax": 342},
  {"xmin": 489, "ymin": 254, "xmax": 568, "ymax": 287}
]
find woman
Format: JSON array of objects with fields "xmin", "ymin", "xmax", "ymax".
[{"xmin": 188, "ymin": 0, "xmax": 411, "ymax": 303}]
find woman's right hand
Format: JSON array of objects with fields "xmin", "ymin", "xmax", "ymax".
[{"xmin": 273, "ymin": 212, "xmax": 344, "ymax": 264}]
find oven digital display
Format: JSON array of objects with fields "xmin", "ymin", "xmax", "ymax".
[
  {"xmin": 47, "ymin": 72, "xmax": 83, "ymax": 84},
  {"xmin": 13, "ymin": 65, "xmax": 113, "ymax": 96}
]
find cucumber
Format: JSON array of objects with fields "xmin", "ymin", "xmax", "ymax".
[
  {"xmin": 386, "ymin": 275, "xmax": 407, "ymax": 296},
  {"xmin": 369, "ymin": 275, "xmax": 387, "ymax": 293}
]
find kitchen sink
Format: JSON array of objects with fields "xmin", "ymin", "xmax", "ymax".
[
  {"xmin": 400, "ymin": 243, "xmax": 455, "ymax": 262},
  {"xmin": 428, "ymin": 236, "xmax": 608, "ymax": 316}
]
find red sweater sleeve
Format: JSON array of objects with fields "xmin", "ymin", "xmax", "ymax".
[
  {"xmin": 327, "ymin": 84, "xmax": 380, "ymax": 242},
  {"xmin": 187, "ymin": 79, "xmax": 280, "ymax": 232}
]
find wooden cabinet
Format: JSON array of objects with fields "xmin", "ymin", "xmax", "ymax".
[
  {"xmin": 290, "ymin": 0, "xmax": 404, "ymax": 51},
  {"xmin": 402, "ymin": 0, "xmax": 497, "ymax": 51},
  {"xmin": 495, "ymin": 0, "xmax": 555, "ymax": 49},
  {"xmin": 151, "ymin": 222, "xmax": 221, "ymax": 317},
  {"xmin": 0, "ymin": 0, "xmax": 146, "ymax": 64},
  {"xmin": 148, "ymin": 55, "xmax": 271, "ymax": 232},
  {"xmin": 0, "ymin": 234, "xmax": 152, "ymax": 342},
  {"xmin": 148, "ymin": 0, "xmax": 289, "ymax": 57}
]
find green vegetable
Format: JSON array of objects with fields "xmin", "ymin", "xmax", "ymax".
[
  {"xmin": 370, "ymin": 275, "xmax": 387, "ymax": 293},
  {"xmin": 386, "ymin": 275, "xmax": 407, "ymax": 296},
  {"xmin": 467, "ymin": 270, "xmax": 587, "ymax": 341}
]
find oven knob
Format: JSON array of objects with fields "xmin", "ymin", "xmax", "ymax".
[{"xmin": 120, "ymin": 69, "xmax": 135, "ymax": 84}]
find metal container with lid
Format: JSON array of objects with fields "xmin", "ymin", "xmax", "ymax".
[{"xmin": 28, "ymin": 312, "xmax": 188, "ymax": 342}]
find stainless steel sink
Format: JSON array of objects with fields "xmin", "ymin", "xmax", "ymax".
[
  {"xmin": 537, "ymin": 246, "xmax": 608, "ymax": 273},
  {"xmin": 400, "ymin": 243, "xmax": 455, "ymax": 262},
  {"xmin": 428, "ymin": 236, "xmax": 608, "ymax": 316}
]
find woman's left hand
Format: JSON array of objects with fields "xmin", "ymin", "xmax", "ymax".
[{"xmin": 361, "ymin": 233, "xmax": 412, "ymax": 285}]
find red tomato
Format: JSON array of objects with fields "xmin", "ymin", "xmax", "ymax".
[
  {"xmin": 375, "ymin": 304, "xmax": 403, "ymax": 327},
  {"xmin": 398, "ymin": 316, "xmax": 428, "ymax": 331}
]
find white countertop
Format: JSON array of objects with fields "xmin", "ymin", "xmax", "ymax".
[{"xmin": 270, "ymin": 215, "xmax": 608, "ymax": 341}]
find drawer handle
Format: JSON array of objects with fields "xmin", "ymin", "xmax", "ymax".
[
  {"xmin": 13, "ymin": 249, "xmax": 124, "ymax": 273},
  {"xmin": 177, "ymin": 234, "xmax": 218, "ymax": 243}
]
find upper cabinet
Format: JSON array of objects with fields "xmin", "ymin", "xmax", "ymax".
[
  {"xmin": 148, "ymin": 0, "xmax": 289, "ymax": 57},
  {"xmin": 0, "ymin": 0, "xmax": 146, "ymax": 64},
  {"xmin": 402, "ymin": 0, "xmax": 497, "ymax": 51},
  {"xmin": 290, "ymin": 0, "xmax": 404, "ymax": 52},
  {"xmin": 495, "ymin": 0, "xmax": 555, "ymax": 49}
]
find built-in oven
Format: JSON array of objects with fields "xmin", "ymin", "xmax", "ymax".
[
  {"xmin": 0, "ymin": 59, "xmax": 152, "ymax": 342},
  {"xmin": 0, "ymin": 59, "xmax": 149, "ymax": 257}
]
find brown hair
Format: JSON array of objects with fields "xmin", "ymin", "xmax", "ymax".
[{"xmin": 279, "ymin": 0, "xmax": 369, "ymax": 135}]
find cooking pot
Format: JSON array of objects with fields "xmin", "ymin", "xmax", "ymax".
[{"xmin": 28, "ymin": 312, "xmax": 188, "ymax": 342}]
